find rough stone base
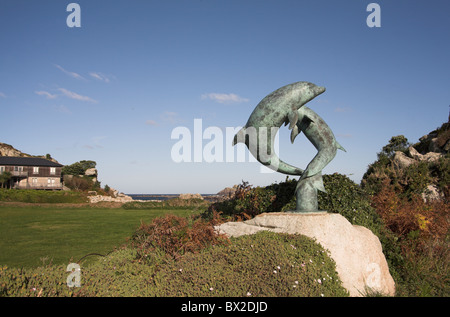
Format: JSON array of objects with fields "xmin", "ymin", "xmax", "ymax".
[{"xmin": 216, "ymin": 212, "xmax": 395, "ymax": 297}]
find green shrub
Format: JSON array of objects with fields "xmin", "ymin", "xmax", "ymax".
[
  {"xmin": 123, "ymin": 198, "xmax": 210, "ymax": 211},
  {"xmin": 203, "ymin": 179, "xmax": 295, "ymax": 221},
  {"xmin": 204, "ymin": 174, "xmax": 383, "ymax": 232},
  {"xmin": 62, "ymin": 160, "xmax": 96, "ymax": 176},
  {"xmin": 131, "ymin": 214, "xmax": 228, "ymax": 260},
  {"xmin": 63, "ymin": 175, "xmax": 96, "ymax": 192}
]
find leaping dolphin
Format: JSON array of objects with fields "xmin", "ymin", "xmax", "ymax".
[
  {"xmin": 292, "ymin": 106, "xmax": 346, "ymax": 194},
  {"xmin": 232, "ymin": 81, "xmax": 326, "ymax": 175}
]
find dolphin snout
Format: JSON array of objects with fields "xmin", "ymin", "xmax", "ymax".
[{"xmin": 316, "ymin": 86, "xmax": 326, "ymax": 95}]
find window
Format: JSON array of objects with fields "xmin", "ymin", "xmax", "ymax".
[
  {"xmin": 33, "ymin": 167, "xmax": 39, "ymax": 174},
  {"xmin": 14, "ymin": 166, "xmax": 23, "ymax": 172},
  {"xmin": 32, "ymin": 178, "xmax": 38, "ymax": 184},
  {"xmin": 50, "ymin": 167, "xmax": 56, "ymax": 175},
  {"xmin": 0, "ymin": 166, "xmax": 4, "ymax": 173}
]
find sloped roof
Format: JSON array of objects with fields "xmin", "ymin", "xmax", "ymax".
[{"xmin": 0, "ymin": 156, "xmax": 63, "ymax": 167}]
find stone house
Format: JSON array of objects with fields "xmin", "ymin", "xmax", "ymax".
[{"xmin": 0, "ymin": 156, "xmax": 63, "ymax": 190}]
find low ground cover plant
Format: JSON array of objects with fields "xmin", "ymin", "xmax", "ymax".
[{"xmin": 0, "ymin": 228, "xmax": 348, "ymax": 297}]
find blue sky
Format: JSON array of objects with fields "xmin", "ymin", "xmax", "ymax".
[{"xmin": 1, "ymin": 0, "xmax": 449, "ymax": 194}]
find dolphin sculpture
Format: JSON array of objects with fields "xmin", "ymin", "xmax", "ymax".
[
  {"xmin": 232, "ymin": 81, "xmax": 326, "ymax": 175},
  {"xmin": 292, "ymin": 106, "xmax": 346, "ymax": 195},
  {"xmin": 232, "ymin": 81, "xmax": 346, "ymax": 213}
]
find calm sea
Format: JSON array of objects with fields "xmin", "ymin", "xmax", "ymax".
[{"xmin": 128, "ymin": 194, "xmax": 216, "ymax": 201}]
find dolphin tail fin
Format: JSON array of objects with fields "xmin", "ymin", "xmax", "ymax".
[
  {"xmin": 295, "ymin": 172, "xmax": 326, "ymax": 195},
  {"xmin": 232, "ymin": 127, "xmax": 246, "ymax": 146},
  {"xmin": 336, "ymin": 142, "xmax": 346, "ymax": 152}
]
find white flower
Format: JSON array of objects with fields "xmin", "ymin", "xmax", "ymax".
[
  {"xmin": 317, "ymin": 279, "xmax": 322, "ymax": 284},
  {"xmin": 276, "ymin": 266, "xmax": 281, "ymax": 270},
  {"xmin": 321, "ymin": 294, "xmax": 324, "ymax": 297},
  {"xmin": 273, "ymin": 270, "xmax": 277, "ymax": 274},
  {"xmin": 246, "ymin": 292, "xmax": 252, "ymax": 296},
  {"xmin": 294, "ymin": 281, "xmax": 299, "ymax": 284},
  {"xmin": 209, "ymin": 287, "xmax": 214, "ymax": 291}
]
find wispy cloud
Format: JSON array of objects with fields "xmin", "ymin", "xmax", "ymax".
[
  {"xmin": 145, "ymin": 119, "xmax": 158, "ymax": 126},
  {"xmin": 35, "ymin": 90, "xmax": 58, "ymax": 99},
  {"xmin": 201, "ymin": 93, "xmax": 249, "ymax": 104},
  {"xmin": 58, "ymin": 88, "xmax": 97, "ymax": 103},
  {"xmin": 334, "ymin": 107, "xmax": 352, "ymax": 113},
  {"xmin": 89, "ymin": 72, "xmax": 112, "ymax": 83},
  {"xmin": 54, "ymin": 64, "xmax": 85, "ymax": 80},
  {"xmin": 0, "ymin": 92, "xmax": 6, "ymax": 98}
]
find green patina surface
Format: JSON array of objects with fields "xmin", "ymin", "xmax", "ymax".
[{"xmin": 233, "ymin": 82, "xmax": 345, "ymax": 213}]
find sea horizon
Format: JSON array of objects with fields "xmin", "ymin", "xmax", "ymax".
[{"xmin": 127, "ymin": 193, "xmax": 218, "ymax": 201}]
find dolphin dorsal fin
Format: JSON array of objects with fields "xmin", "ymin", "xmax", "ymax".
[
  {"xmin": 288, "ymin": 111, "xmax": 298, "ymax": 130},
  {"xmin": 290, "ymin": 125, "xmax": 300, "ymax": 144},
  {"xmin": 337, "ymin": 142, "xmax": 346, "ymax": 152}
]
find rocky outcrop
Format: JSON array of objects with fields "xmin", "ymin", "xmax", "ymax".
[
  {"xmin": 88, "ymin": 192, "xmax": 134, "ymax": 203},
  {"xmin": 0, "ymin": 142, "xmax": 60, "ymax": 163},
  {"xmin": 393, "ymin": 146, "xmax": 444, "ymax": 169},
  {"xmin": 179, "ymin": 193, "xmax": 204, "ymax": 200},
  {"xmin": 216, "ymin": 212, "xmax": 396, "ymax": 297},
  {"xmin": 217, "ymin": 185, "xmax": 238, "ymax": 199},
  {"xmin": 84, "ymin": 168, "xmax": 98, "ymax": 183},
  {"xmin": 0, "ymin": 142, "xmax": 25, "ymax": 157},
  {"xmin": 417, "ymin": 127, "xmax": 450, "ymax": 154},
  {"xmin": 421, "ymin": 184, "xmax": 444, "ymax": 203},
  {"xmin": 392, "ymin": 145, "xmax": 446, "ymax": 201},
  {"xmin": 393, "ymin": 151, "xmax": 416, "ymax": 168},
  {"xmin": 409, "ymin": 146, "xmax": 444, "ymax": 162}
]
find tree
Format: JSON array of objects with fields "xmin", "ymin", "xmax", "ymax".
[
  {"xmin": 378, "ymin": 135, "xmax": 410, "ymax": 159},
  {"xmin": 62, "ymin": 160, "xmax": 97, "ymax": 176},
  {"xmin": 0, "ymin": 171, "xmax": 11, "ymax": 188}
]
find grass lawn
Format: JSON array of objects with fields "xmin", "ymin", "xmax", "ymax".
[{"xmin": 0, "ymin": 205, "xmax": 199, "ymax": 268}]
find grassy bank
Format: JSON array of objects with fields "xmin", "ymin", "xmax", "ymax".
[
  {"xmin": 0, "ymin": 230, "xmax": 349, "ymax": 297},
  {"xmin": 0, "ymin": 205, "xmax": 199, "ymax": 268},
  {"xmin": 0, "ymin": 189, "xmax": 87, "ymax": 204}
]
